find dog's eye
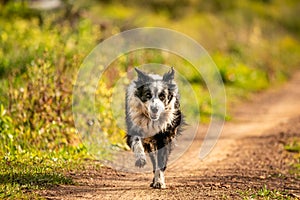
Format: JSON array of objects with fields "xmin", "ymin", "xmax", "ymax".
[
  {"xmin": 146, "ymin": 93, "xmax": 152, "ymax": 99},
  {"xmin": 159, "ymin": 93, "xmax": 165, "ymax": 101}
]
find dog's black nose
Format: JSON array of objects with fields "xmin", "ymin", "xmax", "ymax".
[{"xmin": 150, "ymin": 106, "xmax": 158, "ymax": 113}]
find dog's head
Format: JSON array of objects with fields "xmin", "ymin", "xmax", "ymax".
[{"xmin": 134, "ymin": 67, "xmax": 177, "ymax": 121}]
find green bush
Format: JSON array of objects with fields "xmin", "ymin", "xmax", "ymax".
[
  {"xmin": 0, "ymin": 2, "xmax": 103, "ymax": 156},
  {"xmin": 214, "ymin": 53, "xmax": 269, "ymax": 91},
  {"xmin": 0, "ymin": 59, "xmax": 78, "ymax": 156}
]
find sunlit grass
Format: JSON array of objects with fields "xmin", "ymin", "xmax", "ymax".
[
  {"xmin": 285, "ymin": 139, "xmax": 300, "ymax": 175},
  {"xmin": 239, "ymin": 185, "xmax": 294, "ymax": 200},
  {"xmin": 0, "ymin": 149, "xmax": 88, "ymax": 199}
]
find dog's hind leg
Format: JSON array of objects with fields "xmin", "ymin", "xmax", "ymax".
[{"xmin": 152, "ymin": 142, "xmax": 172, "ymax": 189}]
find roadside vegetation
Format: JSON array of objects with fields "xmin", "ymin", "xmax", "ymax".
[
  {"xmin": 239, "ymin": 185, "xmax": 295, "ymax": 200},
  {"xmin": 0, "ymin": 0, "xmax": 299, "ymax": 198},
  {"xmin": 285, "ymin": 139, "xmax": 300, "ymax": 176}
]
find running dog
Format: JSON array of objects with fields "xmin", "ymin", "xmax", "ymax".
[{"xmin": 125, "ymin": 67, "xmax": 183, "ymax": 189}]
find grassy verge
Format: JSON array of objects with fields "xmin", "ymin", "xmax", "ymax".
[
  {"xmin": 285, "ymin": 139, "xmax": 300, "ymax": 176},
  {"xmin": 239, "ymin": 185, "xmax": 295, "ymax": 200},
  {"xmin": 0, "ymin": 152, "xmax": 82, "ymax": 199}
]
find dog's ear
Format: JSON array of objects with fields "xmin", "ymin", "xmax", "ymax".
[
  {"xmin": 135, "ymin": 68, "xmax": 152, "ymax": 86},
  {"xmin": 163, "ymin": 67, "xmax": 175, "ymax": 83}
]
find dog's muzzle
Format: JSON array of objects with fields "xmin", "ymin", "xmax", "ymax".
[
  {"xmin": 149, "ymin": 99, "xmax": 164, "ymax": 121},
  {"xmin": 150, "ymin": 106, "xmax": 159, "ymax": 121}
]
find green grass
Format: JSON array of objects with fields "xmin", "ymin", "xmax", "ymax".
[
  {"xmin": 0, "ymin": 100, "xmax": 88, "ymax": 199},
  {"xmin": 285, "ymin": 140, "xmax": 300, "ymax": 153},
  {"xmin": 0, "ymin": 151, "xmax": 87, "ymax": 199},
  {"xmin": 239, "ymin": 185, "xmax": 295, "ymax": 200},
  {"xmin": 285, "ymin": 139, "xmax": 300, "ymax": 175}
]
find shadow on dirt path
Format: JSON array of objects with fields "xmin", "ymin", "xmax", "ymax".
[{"xmin": 42, "ymin": 71, "xmax": 300, "ymax": 199}]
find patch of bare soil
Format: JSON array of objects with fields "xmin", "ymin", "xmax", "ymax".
[{"xmin": 41, "ymin": 72, "xmax": 300, "ymax": 199}]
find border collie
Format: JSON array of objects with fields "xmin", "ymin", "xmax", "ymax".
[{"xmin": 125, "ymin": 67, "xmax": 183, "ymax": 189}]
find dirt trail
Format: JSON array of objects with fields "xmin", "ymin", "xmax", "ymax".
[{"xmin": 43, "ymin": 71, "xmax": 300, "ymax": 199}]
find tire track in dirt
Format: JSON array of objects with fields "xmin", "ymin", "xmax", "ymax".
[{"xmin": 43, "ymin": 71, "xmax": 300, "ymax": 199}]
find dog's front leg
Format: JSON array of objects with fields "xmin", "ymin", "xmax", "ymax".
[
  {"xmin": 149, "ymin": 151, "xmax": 158, "ymax": 187},
  {"xmin": 152, "ymin": 142, "xmax": 172, "ymax": 189},
  {"xmin": 150, "ymin": 150, "xmax": 167, "ymax": 189},
  {"xmin": 131, "ymin": 135, "xmax": 147, "ymax": 168},
  {"xmin": 151, "ymin": 153, "xmax": 166, "ymax": 189},
  {"xmin": 151, "ymin": 146, "xmax": 169, "ymax": 189},
  {"xmin": 152, "ymin": 168, "xmax": 166, "ymax": 189}
]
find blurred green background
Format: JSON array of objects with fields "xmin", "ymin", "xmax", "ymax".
[{"xmin": 0, "ymin": 0, "xmax": 300, "ymax": 198}]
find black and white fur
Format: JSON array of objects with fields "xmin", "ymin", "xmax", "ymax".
[{"xmin": 126, "ymin": 67, "xmax": 183, "ymax": 189}]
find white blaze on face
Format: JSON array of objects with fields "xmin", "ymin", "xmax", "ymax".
[{"xmin": 148, "ymin": 81, "xmax": 166, "ymax": 121}]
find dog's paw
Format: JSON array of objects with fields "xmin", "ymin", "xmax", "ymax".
[
  {"xmin": 135, "ymin": 157, "xmax": 146, "ymax": 168},
  {"xmin": 151, "ymin": 181, "xmax": 166, "ymax": 189}
]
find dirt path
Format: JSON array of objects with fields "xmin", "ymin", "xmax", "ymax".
[{"xmin": 43, "ymin": 71, "xmax": 300, "ymax": 199}]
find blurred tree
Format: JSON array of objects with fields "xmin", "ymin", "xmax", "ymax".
[{"xmin": 0, "ymin": 0, "xmax": 9, "ymax": 5}]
